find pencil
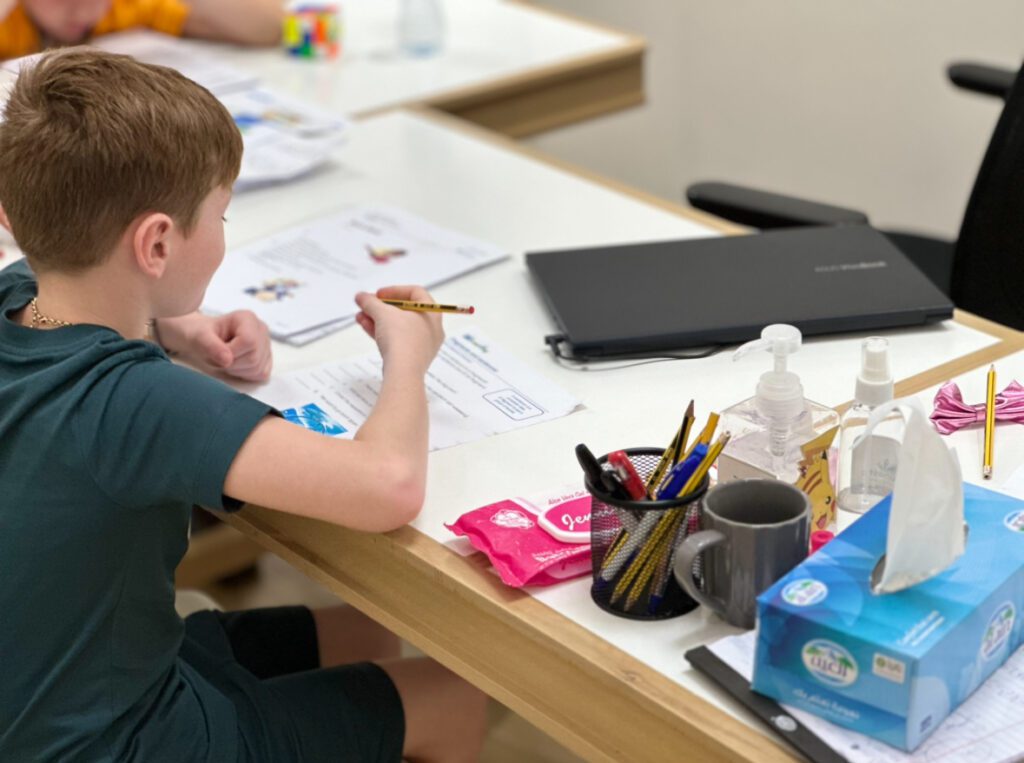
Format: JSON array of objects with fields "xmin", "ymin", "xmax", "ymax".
[
  {"xmin": 673, "ymin": 402, "xmax": 697, "ymax": 464},
  {"xmin": 645, "ymin": 401, "xmax": 694, "ymax": 496},
  {"xmin": 678, "ymin": 412, "xmax": 719, "ymax": 466},
  {"xmin": 676, "ymin": 432, "xmax": 729, "ymax": 501},
  {"xmin": 984, "ymin": 364, "xmax": 996, "ymax": 479},
  {"xmin": 381, "ymin": 299, "xmax": 475, "ymax": 314}
]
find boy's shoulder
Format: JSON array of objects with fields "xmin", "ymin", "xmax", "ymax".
[
  {"xmin": 0, "ymin": 256, "xmax": 34, "ymax": 307},
  {"xmin": 0, "ymin": 255, "xmax": 31, "ymax": 281}
]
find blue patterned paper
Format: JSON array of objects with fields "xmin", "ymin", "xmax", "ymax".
[{"xmin": 281, "ymin": 403, "xmax": 347, "ymax": 436}]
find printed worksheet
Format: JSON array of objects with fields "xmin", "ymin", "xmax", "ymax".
[
  {"xmin": 709, "ymin": 631, "xmax": 1024, "ymax": 763},
  {"xmin": 246, "ymin": 328, "xmax": 582, "ymax": 450},
  {"xmin": 204, "ymin": 206, "xmax": 508, "ymax": 340},
  {"xmin": 218, "ymin": 87, "xmax": 350, "ymax": 190}
]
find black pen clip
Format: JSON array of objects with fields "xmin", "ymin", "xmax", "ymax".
[{"xmin": 575, "ymin": 443, "xmax": 606, "ymax": 487}]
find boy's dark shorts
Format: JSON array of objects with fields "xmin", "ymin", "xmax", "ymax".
[{"xmin": 180, "ymin": 606, "xmax": 405, "ymax": 762}]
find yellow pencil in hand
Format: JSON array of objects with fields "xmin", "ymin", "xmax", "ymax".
[{"xmin": 382, "ymin": 299, "xmax": 475, "ymax": 314}]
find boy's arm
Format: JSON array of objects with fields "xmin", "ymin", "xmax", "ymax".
[
  {"xmin": 182, "ymin": 0, "xmax": 284, "ymax": 46},
  {"xmin": 223, "ymin": 286, "xmax": 444, "ymax": 532}
]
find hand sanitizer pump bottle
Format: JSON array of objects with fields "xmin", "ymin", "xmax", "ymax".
[
  {"xmin": 836, "ymin": 337, "xmax": 901, "ymax": 514},
  {"xmin": 719, "ymin": 325, "xmax": 840, "ymax": 484}
]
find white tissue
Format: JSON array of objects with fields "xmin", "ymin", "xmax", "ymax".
[{"xmin": 857, "ymin": 397, "xmax": 965, "ymax": 594}]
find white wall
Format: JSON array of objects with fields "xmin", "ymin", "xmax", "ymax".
[{"xmin": 529, "ymin": 1, "xmax": 1024, "ymax": 239}]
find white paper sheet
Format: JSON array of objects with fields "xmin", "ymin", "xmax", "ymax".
[
  {"xmin": 204, "ymin": 205, "xmax": 508, "ymax": 341},
  {"xmin": 90, "ymin": 30, "xmax": 258, "ymax": 95},
  {"xmin": 997, "ymin": 463, "xmax": 1024, "ymax": 500},
  {"xmin": 245, "ymin": 327, "xmax": 582, "ymax": 450},
  {"xmin": 710, "ymin": 631, "xmax": 1024, "ymax": 763},
  {"xmin": 219, "ymin": 87, "xmax": 351, "ymax": 190},
  {"xmin": 279, "ymin": 317, "xmax": 356, "ymax": 347}
]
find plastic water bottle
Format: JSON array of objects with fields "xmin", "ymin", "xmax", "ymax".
[{"xmin": 398, "ymin": 0, "xmax": 445, "ymax": 57}]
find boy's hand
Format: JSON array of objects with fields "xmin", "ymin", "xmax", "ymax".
[
  {"xmin": 155, "ymin": 311, "xmax": 273, "ymax": 382},
  {"xmin": 355, "ymin": 285, "xmax": 445, "ymax": 373}
]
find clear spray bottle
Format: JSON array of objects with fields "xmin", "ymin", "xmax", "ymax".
[{"xmin": 836, "ymin": 337, "xmax": 901, "ymax": 514}]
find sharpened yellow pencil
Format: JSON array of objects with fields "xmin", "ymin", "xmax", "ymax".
[
  {"xmin": 381, "ymin": 300, "xmax": 475, "ymax": 314},
  {"xmin": 984, "ymin": 364, "xmax": 996, "ymax": 479},
  {"xmin": 645, "ymin": 401, "xmax": 695, "ymax": 497}
]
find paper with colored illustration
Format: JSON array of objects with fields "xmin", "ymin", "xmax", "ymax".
[
  {"xmin": 245, "ymin": 328, "xmax": 582, "ymax": 451},
  {"xmin": 203, "ymin": 205, "xmax": 508, "ymax": 341}
]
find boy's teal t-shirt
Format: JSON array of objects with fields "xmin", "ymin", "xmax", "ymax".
[{"xmin": 0, "ymin": 260, "xmax": 272, "ymax": 760}]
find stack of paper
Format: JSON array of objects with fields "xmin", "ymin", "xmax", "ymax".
[
  {"xmin": 245, "ymin": 327, "xmax": 583, "ymax": 450},
  {"xmin": 2, "ymin": 31, "xmax": 349, "ymax": 189},
  {"xmin": 216, "ymin": 86, "xmax": 349, "ymax": 190},
  {"xmin": 203, "ymin": 205, "xmax": 508, "ymax": 345}
]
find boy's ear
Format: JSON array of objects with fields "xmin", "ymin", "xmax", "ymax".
[
  {"xmin": 0, "ymin": 204, "xmax": 12, "ymax": 234},
  {"xmin": 132, "ymin": 212, "xmax": 175, "ymax": 278}
]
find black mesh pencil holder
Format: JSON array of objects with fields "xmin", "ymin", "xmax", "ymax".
[{"xmin": 587, "ymin": 448, "xmax": 709, "ymax": 620}]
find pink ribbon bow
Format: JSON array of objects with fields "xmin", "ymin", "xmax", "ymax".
[{"xmin": 930, "ymin": 380, "xmax": 1024, "ymax": 435}]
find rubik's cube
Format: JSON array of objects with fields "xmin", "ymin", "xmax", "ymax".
[{"xmin": 284, "ymin": 5, "xmax": 341, "ymax": 59}]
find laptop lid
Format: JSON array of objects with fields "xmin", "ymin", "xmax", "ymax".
[{"xmin": 525, "ymin": 225, "xmax": 954, "ymax": 358}]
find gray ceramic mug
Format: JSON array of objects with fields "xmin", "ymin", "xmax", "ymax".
[{"xmin": 674, "ymin": 479, "xmax": 810, "ymax": 629}]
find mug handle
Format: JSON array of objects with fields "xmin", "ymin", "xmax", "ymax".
[{"xmin": 674, "ymin": 530, "xmax": 728, "ymax": 618}]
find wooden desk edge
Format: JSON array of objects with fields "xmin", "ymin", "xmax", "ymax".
[
  {"xmin": 357, "ymin": 41, "xmax": 648, "ymax": 138},
  {"xmin": 350, "ymin": 1, "xmax": 648, "ymax": 139},
  {"xmin": 427, "ymin": 45, "xmax": 646, "ymax": 138},
  {"xmin": 224, "ymin": 508, "xmax": 795, "ymax": 763}
]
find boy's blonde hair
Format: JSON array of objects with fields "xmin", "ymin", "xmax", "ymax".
[{"xmin": 0, "ymin": 48, "xmax": 242, "ymax": 271}]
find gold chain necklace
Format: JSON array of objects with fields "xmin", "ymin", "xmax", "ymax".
[
  {"xmin": 27, "ymin": 299, "xmax": 157, "ymax": 338},
  {"xmin": 28, "ymin": 297, "xmax": 74, "ymax": 329}
]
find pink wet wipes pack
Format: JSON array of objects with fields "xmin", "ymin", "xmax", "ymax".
[
  {"xmin": 445, "ymin": 487, "xmax": 592, "ymax": 587},
  {"xmin": 536, "ymin": 499, "xmax": 591, "ymax": 543}
]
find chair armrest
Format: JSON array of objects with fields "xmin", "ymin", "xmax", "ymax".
[
  {"xmin": 947, "ymin": 62, "xmax": 1016, "ymax": 99},
  {"xmin": 685, "ymin": 182, "xmax": 869, "ymax": 229}
]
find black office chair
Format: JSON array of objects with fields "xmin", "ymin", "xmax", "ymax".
[{"xmin": 686, "ymin": 61, "xmax": 1024, "ymax": 329}]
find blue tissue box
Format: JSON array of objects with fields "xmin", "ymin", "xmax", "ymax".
[{"xmin": 752, "ymin": 483, "xmax": 1024, "ymax": 751}]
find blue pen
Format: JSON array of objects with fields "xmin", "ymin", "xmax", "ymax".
[{"xmin": 656, "ymin": 444, "xmax": 707, "ymax": 500}]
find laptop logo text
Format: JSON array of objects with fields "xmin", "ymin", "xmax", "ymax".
[{"xmin": 814, "ymin": 261, "xmax": 888, "ymax": 273}]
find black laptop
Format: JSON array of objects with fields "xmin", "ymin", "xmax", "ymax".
[{"xmin": 525, "ymin": 225, "xmax": 954, "ymax": 359}]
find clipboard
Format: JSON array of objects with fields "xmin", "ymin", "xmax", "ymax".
[{"xmin": 685, "ymin": 645, "xmax": 848, "ymax": 763}]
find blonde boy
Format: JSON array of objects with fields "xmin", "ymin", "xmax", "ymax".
[{"xmin": 0, "ymin": 49, "xmax": 486, "ymax": 761}]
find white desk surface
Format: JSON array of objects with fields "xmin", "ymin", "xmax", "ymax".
[
  {"xmin": 225, "ymin": 107, "xmax": 1006, "ymax": 747},
  {"xmin": 196, "ymin": 0, "xmax": 634, "ymax": 118}
]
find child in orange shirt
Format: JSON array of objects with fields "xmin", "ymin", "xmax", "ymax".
[{"xmin": 0, "ymin": 0, "xmax": 283, "ymax": 59}]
